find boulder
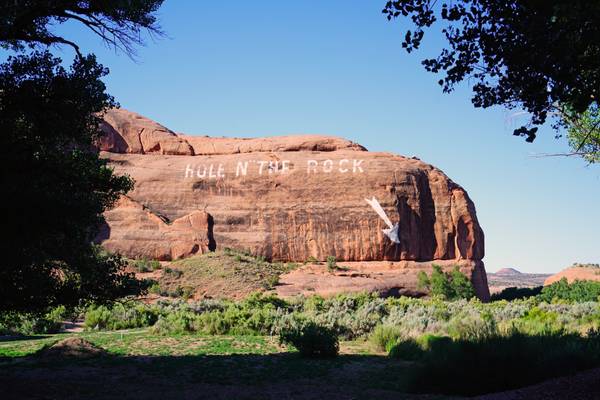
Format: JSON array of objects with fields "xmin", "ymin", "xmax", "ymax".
[
  {"xmin": 98, "ymin": 196, "xmax": 215, "ymax": 261},
  {"xmin": 97, "ymin": 108, "xmax": 489, "ymax": 299},
  {"xmin": 98, "ymin": 108, "xmax": 194, "ymax": 155}
]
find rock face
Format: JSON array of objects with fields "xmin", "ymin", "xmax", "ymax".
[
  {"xmin": 544, "ymin": 264, "xmax": 600, "ymax": 285},
  {"xmin": 98, "ymin": 196, "xmax": 215, "ymax": 261},
  {"xmin": 97, "ymin": 108, "xmax": 489, "ymax": 299},
  {"xmin": 99, "ymin": 108, "xmax": 194, "ymax": 155}
]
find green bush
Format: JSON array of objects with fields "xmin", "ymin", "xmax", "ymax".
[
  {"xmin": 514, "ymin": 306, "xmax": 562, "ymax": 335},
  {"xmin": 152, "ymin": 310, "xmax": 200, "ymax": 335},
  {"xmin": 401, "ymin": 332, "xmax": 600, "ymax": 396},
  {"xmin": 326, "ymin": 256, "xmax": 337, "ymax": 272},
  {"xmin": 132, "ymin": 258, "xmax": 162, "ymax": 273},
  {"xmin": 262, "ymin": 275, "xmax": 280, "ymax": 290},
  {"xmin": 447, "ymin": 310, "xmax": 497, "ymax": 341},
  {"xmin": 370, "ymin": 324, "xmax": 404, "ymax": 352},
  {"xmin": 388, "ymin": 334, "xmax": 451, "ymax": 360},
  {"xmin": 0, "ymin": 306, "xmax": 68, "ymax": 335},
  {"xmin": 163, "ymin": 267, "xmax": 183, "ymax": 279},
  {"xmin": 279, "ymin": 320, "xmax": 339, "ymax": 358},
  {"xmin": 539, "ymin": 278, "xmax": 600, "ymax": 303},
  {"xmin": 418, "ymin": 265, "xmax": 475, "ymax": 300},
  {"xmin": 84, "ymin": 303, "xmax": 159, "ymax": 330},
  {"xmin": 148, "ymin": 282, "xmax": 162, "ymax": 295}
]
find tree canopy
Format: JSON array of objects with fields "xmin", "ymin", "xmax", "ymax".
[
  {"xmin": 417, "ymin": 265, "xmax": 475, "ymax": 300},
  {"xmin": 0, "ymin": 0, "xmax": 164, "ymax": 57},
  {"xmin": 0, "ymin": 51, "xmax": 138, "ymax": 312},
  {"xmin": 0, "ymin": 1, "xmax": 164, "ymax": 313},
  {"xmin": 383, "ymin": 1, "xmax": 600, "ymax": 149}
]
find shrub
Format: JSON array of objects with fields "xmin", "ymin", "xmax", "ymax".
[
  {"xmin": 180, "ymin": 286, "xmax": 195, "ymax": 300},
  {"xmin": 84, "ymin": 303, "xmax": 159, "ymax": 330},
  {"xmin": 132, "ymin": 258, "xmax": 162, "ymax": 273},
  {"xmin": 152, "ymin": 310, "xmax": 200, "ymax": 335},
  {"xmin": 388, "ymin": 334, "xmax": 451, "ymax": 360},
  {"xmin": 326, "ymin": 256, "xmax": 337, "ymax": 272},
  {"xmin": 148, "ymin": 282, "xmax": 162, "ymax": 295},
  {"xmin": 515, "ymin": 306, "xmax": 562, "ymax": 335},
  {"xmin": 0, "ymin": 306, "xmax": 68, "ymax": 335},
  {"xmin": 539, "ymin": 278, "xmax": 600, "ymax": 303},
  {"xmin": 449, "ymin": 267, "xmax": 475, "ymax": 299},
  {"xmin": 163, "ymin": 267, "xmax": 183, "ymax": 279},
  {"xmin": 370, "ymin": 324, "xmax": 404, "ymax": 352},
  {"xmin": 447, "ymin": 310, "xmax": 498, "ymax": 341},
  {"xmin": 401, "ymin": 332, "xmax": 600, "ymax": 396},
  {"xmin": 279, "ymin": 320, "xmax": 339, "ymax": 358},
  {"xmin": 418, "ymin": 265, "xmax": 475, "ymax": 300},
  {"xmin": 262, "ymin": 275, "xmax": 280, "ymax": 290}
]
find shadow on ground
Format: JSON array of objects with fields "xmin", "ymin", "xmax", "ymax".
[
  {"xmin": 0, "ymin": 352, "xmax": 439, "ymax": 400},
  {"xmin": 1, "ymin": 341, "xmax": 600, "ymax": 400}
]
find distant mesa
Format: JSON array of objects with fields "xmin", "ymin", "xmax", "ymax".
[
  {"xmin": 494, "ymin": 267, "xmax": 522, "ymax": 276},
  {"xmin": 95, "ymin": 108, "xmax": 489, "ymax": 300},
  {"xmin": 487, "ymin": 268, "xmax": 550, "ymax": 294}
]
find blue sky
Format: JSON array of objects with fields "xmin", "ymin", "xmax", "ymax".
[{"xmin": 6, "ymin": 1, "xmax": 599, "ymax": 273}]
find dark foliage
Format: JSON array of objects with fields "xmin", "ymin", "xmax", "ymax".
[
  {"xmin": 391, "ymin": 332, "xmax": 600, "ymax": 396},
  {"xmin": 539, "ymin": 278, "xmax": 600, "ymax": 303},
  {"xmin": 279, "ymin": 321, "xmax": 339, "ymax": 358},
  {"xmin": 491, "ymin": 286, "xmax": 543, "ymax": 302},
  {"xmin": 0, "ymin": 0, "xmax": 164, "ymax": 57},
  {"xmin": 0, "ymin": 51, "xmax": 138, "ymax": 312},
  {"xmin": 383, "ymin": 1, "xmax": 600, "ymax": 143},
  {"xmin": 0, "ymin": 0, "xmax": 164, "ymax": 313}
]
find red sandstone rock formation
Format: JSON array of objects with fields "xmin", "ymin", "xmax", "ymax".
[
  {"xmin": 99, "ymin": 108, "xmax": 194, "ymax": 155},
  {"xmin": 96, "ymin": 108, "xmax": 489, "ymax": 300},
  {"xmin": 98, "ymin": 196, "xmax": 214, "ymax": 261},
  {"xmin": 544, "ymin": 265, "xmax": 600, "ymax": 285}
]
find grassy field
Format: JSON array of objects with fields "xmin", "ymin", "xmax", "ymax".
[
  {"xmin": 4, "ymin": 279, "xmax": 600, "ymax": 398},
  {"xmin": 0, "ymin": 330, "xmax": 445, "ymax": 400}
]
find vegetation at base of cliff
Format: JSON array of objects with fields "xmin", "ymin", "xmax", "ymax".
[
  {"xmin": 417, "ymin": 264, "xmax": 476, "ymax": 300},
  {"xmin": 130, "ymin": 258, "xmax": 162, "ymax": 273}
]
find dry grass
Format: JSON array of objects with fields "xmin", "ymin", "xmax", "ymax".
[{"xmin": 156, "ymin": 249, "xmax": 298, "ymax": 300}]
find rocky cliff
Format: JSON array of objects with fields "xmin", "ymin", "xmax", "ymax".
[{"xmin": 97, "ymin": 108, "xmax": 489, "ymax": 300}]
